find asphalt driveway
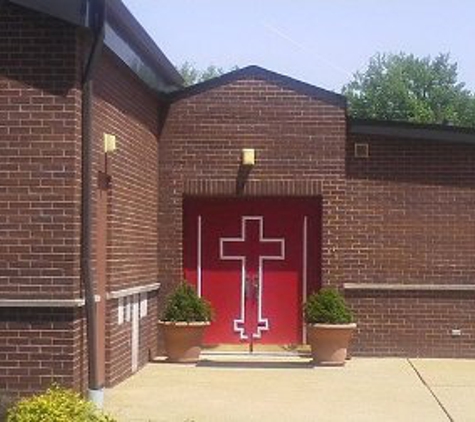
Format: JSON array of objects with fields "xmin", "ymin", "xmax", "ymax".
[{"xmin": 104, "ymin": 356, "xmax": 475, "ymax": 422}]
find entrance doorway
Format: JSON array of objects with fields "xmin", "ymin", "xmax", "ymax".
[{"xmin": 184, "ymin": 197, "xmax": 321, "ymax": 350}]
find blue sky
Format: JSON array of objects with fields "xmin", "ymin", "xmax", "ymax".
[{"xmin": 123, "ymin": 0, "xmax": 475, "ymax": 92}]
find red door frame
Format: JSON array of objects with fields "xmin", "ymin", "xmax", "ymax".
[{"xmin": 183, "ymin": 197, "xmax": 322, "ymax": 348}]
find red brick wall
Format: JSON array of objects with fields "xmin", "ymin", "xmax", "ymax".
[
  {"xmin": 0, "ymin": 3, "xmax": 85, "ymax": 396},
  {"xmin": 345, "ymin": 134, "xmax": 475, "ymax": 356},
  {"xmin": 92, "ymin": 50, "xmax": 163, "ymax": 385},
  {"xmin": 0, "ymin": 4, "xmax": 163, "ymax": 395},
  {"xmin": 348, "ymin": 291, "xmax": 475, "ymax": 357},
  {"xmin": 0, "ymin": 2, "xmax": 82, "ymax": 301},
  {"xmin": 0, "ymin": 308, "xmax": 85, "ymax": 397},
  {"xmin": 346, "ymin": 135, "xmax": 475, "ymax": 284}
]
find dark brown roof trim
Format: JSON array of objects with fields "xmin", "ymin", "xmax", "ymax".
[
  {"xmin": 168, "ymin": 65, "xmax": 346, "ymax": 108},
  {"xmin": 8, "ymin": 0, "xmax": 183, "ymax": 90},
  {"xmin": 350, "ymin": 118, "xmax": 475, "ymax": 145},
  {"xmin": 107, "ymin": 0, "xmax": 183, "ymax": 87}
]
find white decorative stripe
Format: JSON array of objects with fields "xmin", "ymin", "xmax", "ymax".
[
  {"xmin": 197, "ymin": 215, "xmax": 202, "ymax": 297},
  {"xmin": 0, "ymin": 295, "xmax": 101, "ymax": 308},
  {"xmin": 140, "ymin": 292, "xmax": 148, "ymax": 317},
  {"xmin": 343, "ymin": 283, "xmax": 475, "ymax": 291},
  {"xmin": 232, "ymin": 260, "xmax": 248, "ymax": 340},
  {"xmin": 125, "ymin": 297, "xmax": 131, "ymax": 322},
  {"xmin": 0, "ymin": 299, "xmax": 86, "ymax": 308},
  {"xmin": 118, "ymin": 297, "xmax": 124, "ymax": 324},
  {"xmin": 131, "ymin": 295, "xmax": 140, "ymax": 372},
  {"xmin": 107, "ymin": 282, "xmax": 160, "ymax": 300},
  {"xmin": 302, "ymin": 216, "xmax": 308, "ymax": 343}
]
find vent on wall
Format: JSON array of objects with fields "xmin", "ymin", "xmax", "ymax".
[{"xmin": 354, "ymin": 142, "xmax": 369, "ymax": 158}]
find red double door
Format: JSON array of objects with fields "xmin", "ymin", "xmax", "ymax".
[{"xmin": 184, "ymin": 198, "xmax": 321, "ymax": 347}]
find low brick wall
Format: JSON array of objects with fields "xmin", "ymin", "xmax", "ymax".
[
  {"xmin": 347, "ymin": 289, "xmax": 475, "ymax": 357},
  {"xmin": 0, "ymin": 307, "xmax": 85, "ymax": 396}
]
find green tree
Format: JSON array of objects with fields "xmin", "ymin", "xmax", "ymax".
[
  {"xmin": 343, "ymin": 53, "xmax": 475, "ymax": 127},
  {"xmin": 178, "ymin": 61, "xmax": 238, "ymax": 86}
]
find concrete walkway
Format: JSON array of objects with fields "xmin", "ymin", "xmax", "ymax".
[{"xmin": 104, "ymin": 356, "xmax": 475, "ymax": 422}]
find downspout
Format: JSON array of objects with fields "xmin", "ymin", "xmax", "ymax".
[{"xmin": 81, "ymin": 0, "xmax": 106, "ymax": 407}]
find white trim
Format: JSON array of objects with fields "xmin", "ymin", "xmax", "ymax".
[
  {"xmin": 107, "ymin": 283, "xmax": 160, "ymax": 300},
  {"xmin": 131, "ymin": 295, "xmax": 140, "ymax": 372},
  {"xmin": 0, "ymin": 298, "xmax": 86, "ymax": 308},
  {"xmin": 197, "ymin": 215, "xmax": 202, "ymax": 297},
  {"xmin": 118, "ymin": 297, "xmax": 124, "ymax": 325},
  {"xmin": 232, "ymin": 260, "xmax": 248, "ymax": 340},
  {"xmin": 139, "ymin": 292, "xmax": 148, "ymax": 318},
  {"xmin": 344, "ymin": 283, "xmax": 475, "ymax": 292},
  {"xmin": 220, "ymin": 216, "xmax": 285, "ymax": 340},
  {"xmin": 125, "ymin": 297, "xmax": 131, "ymax": 322},
  {"xmin": 302, "ymin": 216, "xmax": 308, "ymax": 343}
]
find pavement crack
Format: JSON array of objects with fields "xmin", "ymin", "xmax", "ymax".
[{"xmin": 407, "ymin": 359, "xmax": 454, "ymax": 422}]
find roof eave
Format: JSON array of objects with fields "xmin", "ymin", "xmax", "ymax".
[
  {"xmin": 349, "ymin": 118, "xmax": 475, "ymax": 145},
  {"xmin": 8, "ymin": 0, "xmax": 184, "ymax": 91},
  {"xmin": 107, "ymin": 0, "xmax": 183, "ymax": 88}
]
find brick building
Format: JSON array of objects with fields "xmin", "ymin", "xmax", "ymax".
[{"xmin": 1, "ymin": 0, "xmax": 474, "ymax": 398}]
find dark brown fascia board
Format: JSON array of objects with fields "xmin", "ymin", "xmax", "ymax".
[
  {"xmin": 107, "ymin": 0, "xmax": 183, "ymax": 87},
  {"xmin": 350, "ymin": 118, "xmax": 475, "ymax": 145},
  {"xmin": 167, "ymin": 65, "xmax": 347, "ymax": 108},
  {"xmin": 9, "ymin": 0, "xmax": 183, "ymax": 89}
]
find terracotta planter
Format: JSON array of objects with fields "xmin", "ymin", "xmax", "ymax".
[
  {"xmin": 159, "ymin": 321, "xmax": 210, "ymax": 363},
  {"xmin": 307, "ymin": 323, "xmax": 357, "ymax": 366}
]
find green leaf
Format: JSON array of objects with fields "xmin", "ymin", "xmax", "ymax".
[
  {"xmin": 342, "ymin": 52, "xmax": 475, "ymax": 127},
  {"xmin": 162, "ymin": 282, "xmax": 213, "ymax": 322},
  {"xmin": 303, "ymin": 288, "xmax": 353, "ymax": 324}
]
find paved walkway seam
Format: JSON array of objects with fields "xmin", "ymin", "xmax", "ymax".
[{"xmin": 407, "ymin": 358, "xmax": 453, "ymax": 422}]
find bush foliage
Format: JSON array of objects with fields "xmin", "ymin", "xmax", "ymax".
[
  {"xmin": 303, "ymin": 288, "xmax": 353, "ymax": 324},
  {"xmin": 162, "ymin": 282, "xmax": 213, "ymax": 322},
  {"xmin": 6, "ymin": 386, "xmax": 116, "ymax": 422}
]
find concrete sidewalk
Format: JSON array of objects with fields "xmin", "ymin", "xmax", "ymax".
[
  {"xmin": 410, "ymin": 359, "xmax": 475, "ymax": 422},
  {"xmin": 104, "ymin": 356, "xmax": 475, "ymax": 422}
]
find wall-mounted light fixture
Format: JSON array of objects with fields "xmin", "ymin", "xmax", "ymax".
[
  {"xmin": 241, "ymin": 148, "xmax": 255, "ymax": 166},
  {"xmin": 104, "ymin": 133, "xmax": 117, "ymax": 154},
  {"xmin": 99, "ymin": 133, "xmax": 117, "ymax": 190}
]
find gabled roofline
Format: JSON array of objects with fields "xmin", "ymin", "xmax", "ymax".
[
  {"xmin": 168, "ymin": 65, "xmax": 347, "ymax": 108},
  {"xmin": 350, "ymin": 118, "xmax": 475, "ymax": 145}
]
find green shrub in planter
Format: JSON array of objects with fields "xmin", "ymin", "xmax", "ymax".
[
  {"xmin": 7, "ymin": 386, "xmax": 116, "ymax": 422},
  {"xmin": 162, "ymin": 282, "xmax": 213, "ymax": 322},
  {"xmin": 304, "ymin": 288, "xmax": 353, "ymax": 324}
]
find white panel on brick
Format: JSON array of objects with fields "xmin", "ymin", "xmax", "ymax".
[
  {"xmin": 118, "ymin": 297, "xmax": 124, "ymax": 325},
  {"xmin": 140, "ymin": 292, "xmax": 148, "ymax": 318},
  {"xmin": 125, "ymin": 297, "xmax": 131, "ymax": 322}
]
